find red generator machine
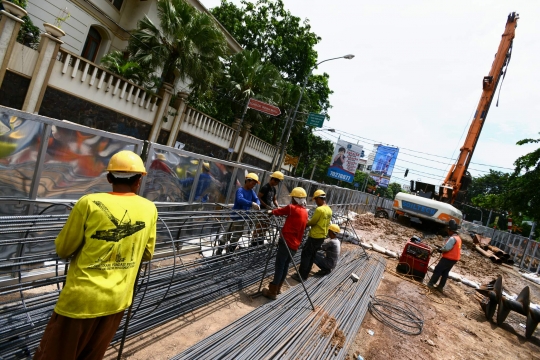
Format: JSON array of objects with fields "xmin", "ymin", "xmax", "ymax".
[{"xmin": 396, "ymin": 236, "xmax": 431, "ymax": 281}]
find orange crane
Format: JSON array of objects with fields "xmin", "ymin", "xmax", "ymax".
[{"xmin": 441, "ymin": 12, "xmax": 519, "ymax": 204}]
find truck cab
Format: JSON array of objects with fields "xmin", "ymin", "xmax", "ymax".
[{"xmin": 392, "ymin": 192, "xmax": 462, "ymax": 226}]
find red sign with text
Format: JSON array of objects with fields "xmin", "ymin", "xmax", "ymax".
[{"xmin": 248, "ymin": 98, "xmax": 281, "ymax": 117}]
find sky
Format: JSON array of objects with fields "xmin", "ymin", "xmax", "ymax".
[{"xmin": 203, "ymin": 0, "xmax": 540, "ymax": 187}]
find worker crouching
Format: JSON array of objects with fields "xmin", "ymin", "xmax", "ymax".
[
  {"xmin": 427, "ymin": 219, "xmax": 462, "ymax": 293},
  {"xmin": 314, "ymin": 224, "xmax": 341, "ymax": 276},
  {"xmin": 262, "ymin": 187, "xmax": 308, "ymax": 300}
]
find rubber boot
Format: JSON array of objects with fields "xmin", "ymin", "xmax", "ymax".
[
  {"xmin": 262, "ymin": 283, "xmax": 278, "ymax": 300},
  {"xmin": 277, "ymin": 282, "xmax": 284, "ymax": 295}
]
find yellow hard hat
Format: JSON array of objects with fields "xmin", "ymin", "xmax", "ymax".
[
  {"xmin": 107, "ymin": 150, "xmax": 147, "ymax": 175},
  {"xmin": 312, "ymin": 189, "xmax": 326, "ymax": 199},
  {"xmin": 246, "ymin": 173, "xmax": 260, "ymax": 183},
  {"xmin": 328, "ymin": 224, "xmax": 341, "ymax": 234},
  {"xmin": 270, "ymin": 171, "xmax": 284, "ymax": 181},
  {"xmin": 289, "ymin": 187, "xmax": 307, "ymax": 198},
  {"xmin": 203, "ymin": 162, "xmax": 210, "ymax": 171},
  {"xmin": 156, "ymin": 153, "xmax": 166, "ymax": 161}
]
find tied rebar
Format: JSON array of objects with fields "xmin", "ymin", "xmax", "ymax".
[{"xmin": 0, "ymin": 204, "xmax": 365, "ymax": 358}]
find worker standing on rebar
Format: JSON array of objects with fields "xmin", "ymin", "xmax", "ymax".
[
  {"xmin": 292, "ymin": 189, "xmax": 332, "ymax": 281},
  {"xmin": 251, "ymin": 171, "xmax": 284, "ymax": 246},
  {"xmin": 34, "ymin": 150, "xmax": 157, "ymax": 360},
  {"xmin": 314, "ymin": 224, "xmax": 341, "ymax": 276},
  {"xmin": 217, "ymin": 173, "xmax": 261, "ymax": 255},
  {"xmin": 262, "ymin": 187, "xmax": 308, "ymax": 300},
  {"xmin": 427, "ymin": 219, "xmax": 462, "ymax": 293}
]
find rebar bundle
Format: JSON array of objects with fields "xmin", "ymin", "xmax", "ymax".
[
  {"xmin": 0, "ymin": 205, "xmax": 364, "ymax": 359},
  {"xmin": 173, "ymin": 250, "xmax": 385, "ymax": 360}
]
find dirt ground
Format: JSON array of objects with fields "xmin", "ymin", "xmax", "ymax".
[{"xmin": 103, "ymin": 214, "xmax": 540, "ymax": 359}]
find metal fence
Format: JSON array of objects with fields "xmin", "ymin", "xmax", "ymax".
[
  {"xmin": 461, "ymin": 221, "xmax": 540, "ymax": 274},
  {"xmin": 0, "ymin": 105, "xmax": 394, "ymax": 216}
]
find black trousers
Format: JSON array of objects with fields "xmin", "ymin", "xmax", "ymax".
[
  {"xmin": 429, "ymin": 257, "xmax": 457, "ymax": 289},
  {"xmin": 298, "ymin": 237, "xmax": 325, "ymax": 279}
]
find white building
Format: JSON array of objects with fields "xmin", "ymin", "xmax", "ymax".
[{"xmin": 26, "ymin": 0, "xmax": 242, "ymax": 64}]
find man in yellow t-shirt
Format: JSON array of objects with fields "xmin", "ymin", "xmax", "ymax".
[
  {"xmin": 292, "ymin": 189, "xmax": 332, "ymax": 281},
  {"xmin": 34, "ymin": 151, "xmax": 157, "ymax": 360}
]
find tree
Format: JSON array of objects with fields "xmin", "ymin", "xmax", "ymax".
[
  {"xmin": 211, "ymin": 0, "xmax": 334, "ymax": 144},
  {"xmin": 506, "ymin": 134, "xmax": 540, "ymax": 221},
  {"xmin": 471, "ymin": 134, "xmax": 540, "ymax": 225},
  {"xmin": 128, "ymin": 0, "xmax": 227, "ymax": 92}
]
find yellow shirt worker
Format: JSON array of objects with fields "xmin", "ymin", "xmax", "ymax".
[
  {"xmin": 292, "ymin": 190, "xmax": 333, "ymax": 281},
  {"xmin": 34, "ymin": 151, "xmax": 157, "ymax": 360}
]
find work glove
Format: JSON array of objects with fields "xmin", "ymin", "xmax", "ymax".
[
  {"xmin": 252, "ymin": 202, "xmax": 260, "ymax": 210},
  {"xmin": 267, "ymin": 210, "xmax": 273, "ymax": 215}
]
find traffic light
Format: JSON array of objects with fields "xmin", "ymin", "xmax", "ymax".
[
  {"xmin": 404, "ymin": 168, "xmax": 409, "ymax": 177},
  {"xmin": 361, "ymin": 150, "xmax": 365, "ymax": 158}
]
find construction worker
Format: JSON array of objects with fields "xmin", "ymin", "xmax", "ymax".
[
  {"xmin": 314, "ymin": 224, "xmax": 341, "ymax": 276},
  {"xmin": 262, "ymin": 187, "xmax": 309, "ymax": 300},
  {"xmin": 427, "ymin": 219, "xmax": 462, "ymax": 293},
  {"xmin": 258, "ymin": 171, "xmax": 283, "ymax": 209},
  {"xmin": 251, "ymin": 171, "xmax": 284, "ymax": 246},
  {"xmin": 216, "ymin": 173, "xmax": 261, "ymax": 255},
  {"xmin": 34, "ymin": 150, "xmax": 157, "ymax": 360},
  {"xmin": 292, "ymin": 189, "xmax": 332, "ymax": 281}
]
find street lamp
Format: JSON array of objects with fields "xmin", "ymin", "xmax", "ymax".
[
  {"xmin": 313, "ymin": 128, "xmax": 335, "ymax": 133},
  {"xmin": 275, "ymin": 54, "xmax": 355, "ymax": 171}
]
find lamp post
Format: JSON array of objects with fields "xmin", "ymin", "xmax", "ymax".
[{"xmin": 275, "ymin": 54, "xmax": 354, "ymax": 172}]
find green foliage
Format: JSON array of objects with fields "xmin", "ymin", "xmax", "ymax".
[
  {"xmin": 4, "ymin": 0, "xmax": 40, "ymax": 49},
  {"xmin": 212, "ymin": 0, "xmax": 332, "ymax": 116},
  {"xmin": 211, "ymin": 0, "xmax": 334, "ymax": 157},
  {"xmin": 506, "ymin": 134, "xmax": 540, "ymax": 221},
  {"xmin": 101, "ymin": 51, "xmax": 147, "ymax": 85},
  {"xmin": 127, "ymin": 0, "xmax": 227, "ymax": 91},
  {"xmin": 293, "ymin": 133, "xmax": 333, "ymax": 179},
  {"xmin": 469, "ymin": 134, "xmax": 540, "ymax": 223}
]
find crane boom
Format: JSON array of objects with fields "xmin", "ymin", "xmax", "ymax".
[{"xmin": 441, "ymin": 12, "xmax": 518, "ymax": 204}]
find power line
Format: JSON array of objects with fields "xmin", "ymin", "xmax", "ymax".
[{"xmin": 320, "ymin": 127, "xmax": 514, "ymax": 171}]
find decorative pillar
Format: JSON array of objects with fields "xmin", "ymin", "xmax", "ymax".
[
  {"xmin": 166, "ymin": 91, "xmax": 189, "ymax": 147},
  {"xmin": 236, "ymin": 123, "xmax": 252, "ymax": 163},
  {"xmin": 22, "ymin": 26, "xmax": 65, "ymax": 113},
  {"xmin": 0, "ymin": 5, "xmax": 27, "ymax": 86},
  {"xmin": 227, "ymin": 118, "xmax": 242, "ymax": 161},
  {"xmin": 148, "ymin": 82, "xmax": 174, "ymax": 143}
]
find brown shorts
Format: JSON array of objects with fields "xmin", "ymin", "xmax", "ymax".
[{"xmin": 33, "ymin": 310, "xmax": 124, "ymax": 360}]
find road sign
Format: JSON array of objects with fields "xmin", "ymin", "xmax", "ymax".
[
  {"xmin": 247, "ymin": 98, "xmax": 281, "ymax": 116},
  {"xmin": 306, "ymin": 113, "xmax": 325, "ymax": 128}
]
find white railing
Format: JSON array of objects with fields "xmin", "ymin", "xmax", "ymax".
[
  {"xmin": 180, "ymin": 107, "xmax": 236, "ymax": 143},
  {"xmin": 48, "ymin": 49, "xmax": 161, "ymax": 124},
  {"xmin": 245, "ymin": 134, "xmax": 277, "ymax": 159}
]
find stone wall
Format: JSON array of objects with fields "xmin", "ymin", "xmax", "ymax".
[
  {"xmin": 0, "ymin": 71, "xmax": 30, "ymax": 110},
  {"xmin": 39, "ymin": 87, "xmax": 152, "ymax": 140}
]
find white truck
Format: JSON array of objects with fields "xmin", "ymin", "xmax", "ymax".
[{"xmin": 391, "ymin": 192, "xmax": 463, "ymax": 226}]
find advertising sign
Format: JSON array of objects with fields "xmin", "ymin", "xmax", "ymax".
[
  {"xmin": 369, "ymin": 145, "xmax": 399, "ymax": 188},
  {"xmin": 327, "ymin": 140, "xmax": 363, "ymax": 183}
]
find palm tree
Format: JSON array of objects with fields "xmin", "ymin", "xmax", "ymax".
[
  {"xmin": 101, "ymin": 51, "xmax": 146, "ymax": 84},
  {"xmin": 127, "ymin": 0, "xmax": 228, "ymax": 91},
  {"xmin": 219, "ymin": 49, "xmax": 282, "ymax": 140}
]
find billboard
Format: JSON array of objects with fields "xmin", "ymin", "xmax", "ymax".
[
  {"xmin": 327, "ymin": 140, "xmax": 363, "ymax": 183},
  {"xmin": 369, "ymin": 145, "xmax": 399, "ymax": 188}
]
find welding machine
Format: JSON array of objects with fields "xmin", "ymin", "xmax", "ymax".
[{"xmin": 396, "ymin": 235, "xmax": 432, "ymax": 281}]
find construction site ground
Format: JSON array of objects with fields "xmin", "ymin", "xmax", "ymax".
[{"xmin": 104, "ymin": 214, "xmax": 540, "ymax": 360}]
